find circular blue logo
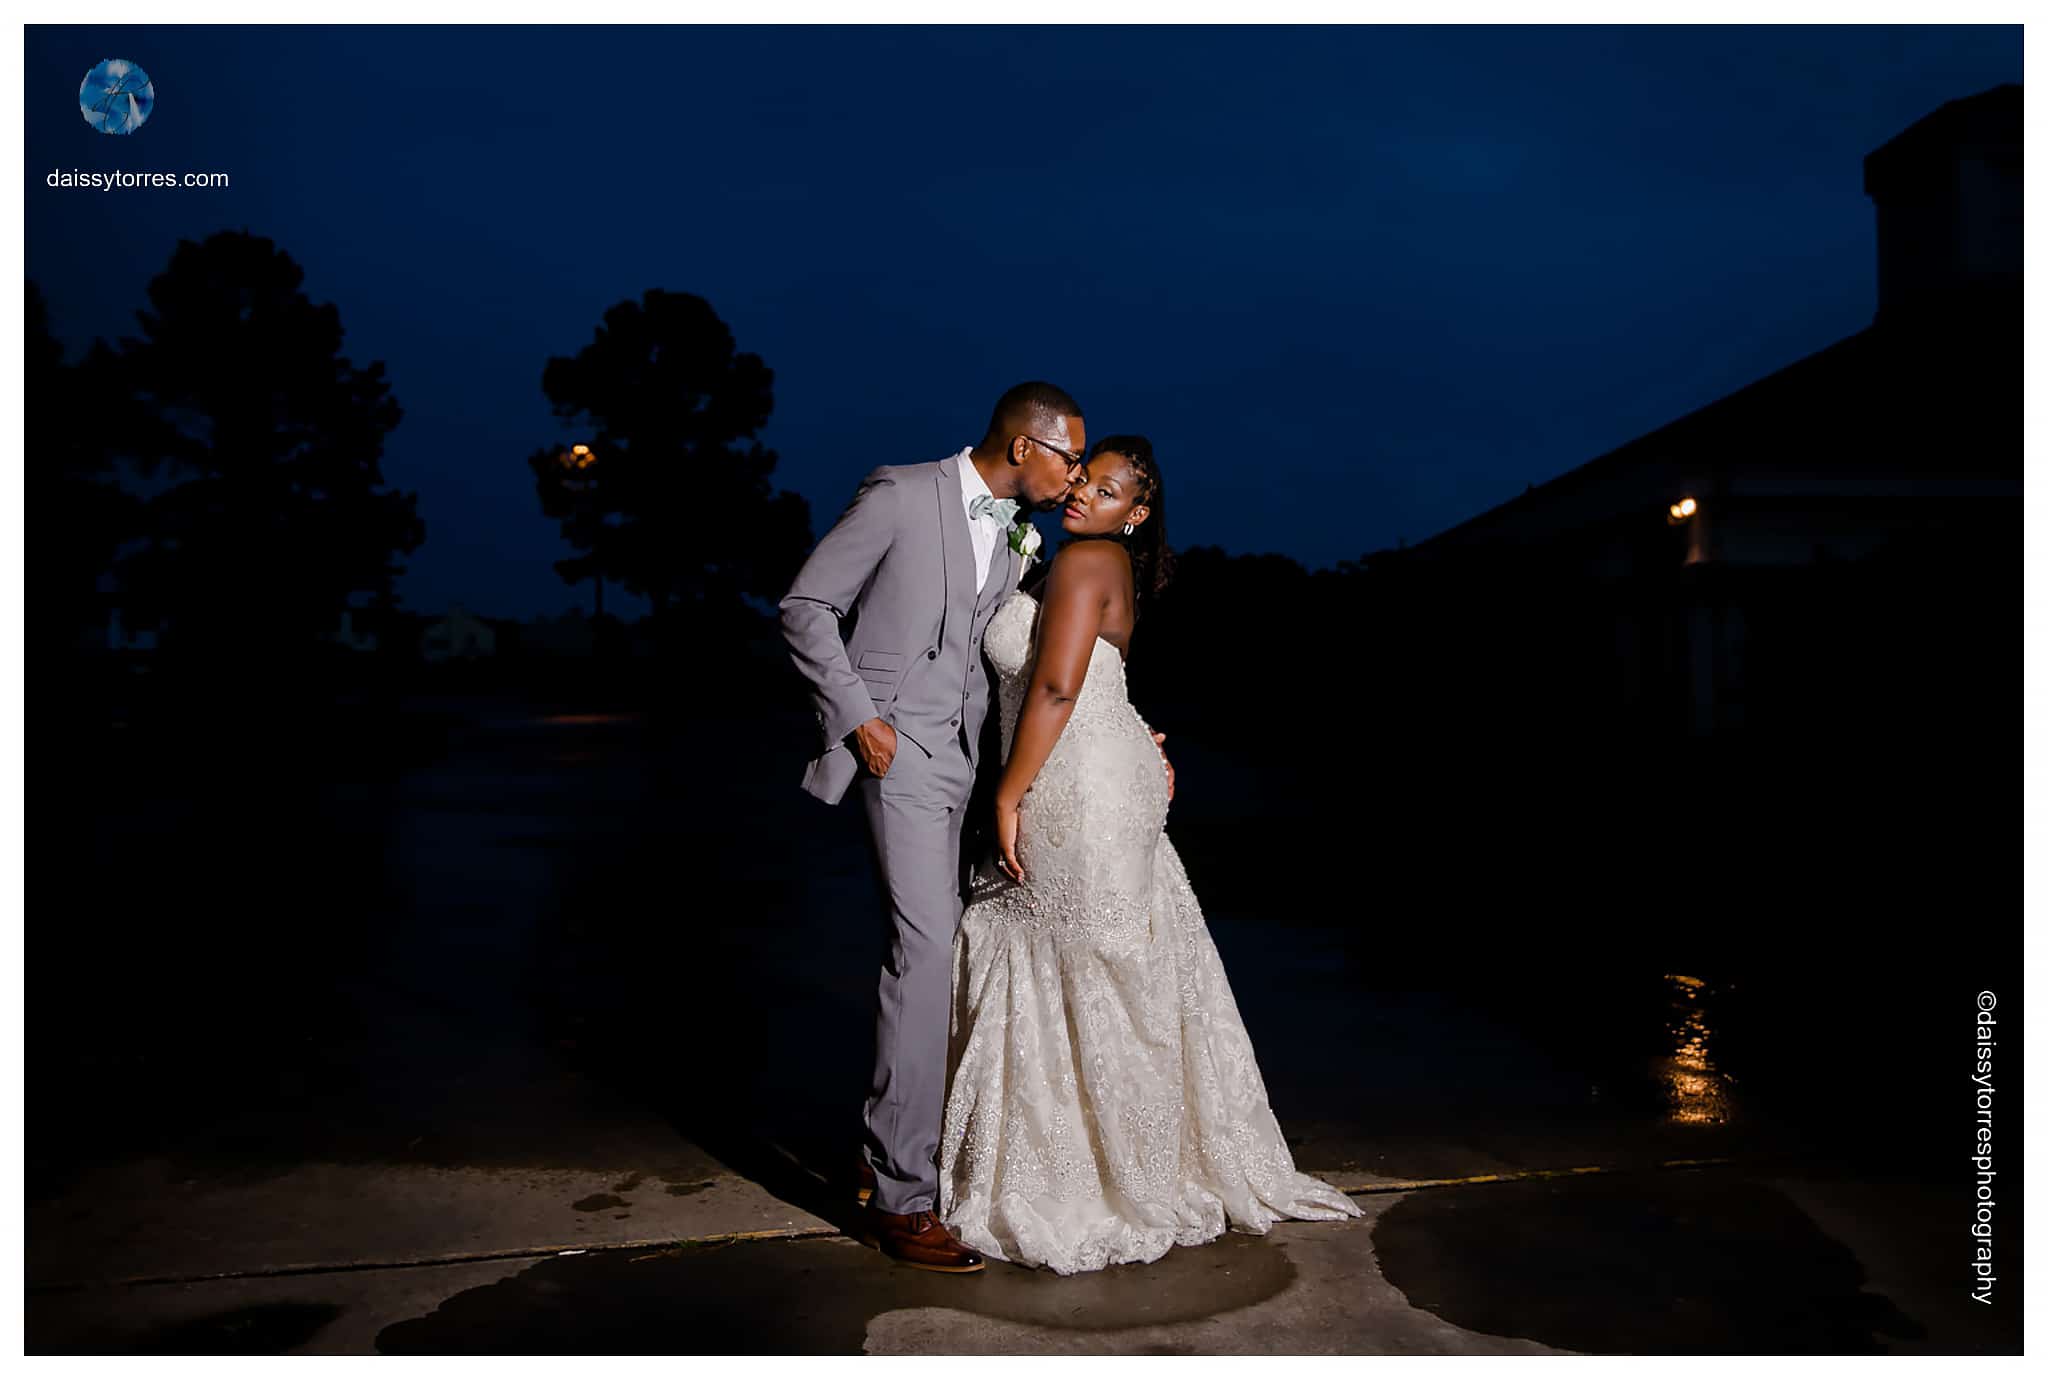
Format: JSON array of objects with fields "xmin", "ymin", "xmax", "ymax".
[{"xmin": 80, "ymin": 59, "xmax": 155, "ymax": 135}]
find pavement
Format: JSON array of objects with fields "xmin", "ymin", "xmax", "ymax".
[{"xmin": 26, "ymin": 695, "xmax": 2023, "ymax": 1354}]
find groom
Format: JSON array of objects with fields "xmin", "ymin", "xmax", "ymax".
[{"xmin": 778, "ymin": 381, "xmax": 1086, "ymax": 1273}]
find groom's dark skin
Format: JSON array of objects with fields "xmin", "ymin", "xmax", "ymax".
[{"xmin": 850, "ymin": 409, "xmax": 1087, "ymax": 779}]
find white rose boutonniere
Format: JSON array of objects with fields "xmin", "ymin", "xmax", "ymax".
[{"xmin": 1009, "ymin": 520, "xmax": 1043, "ymax": 574}]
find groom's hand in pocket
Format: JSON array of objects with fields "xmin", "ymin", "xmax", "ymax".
[{"xmin": 852, "ymin": 717, "xmax": 898, "ymax": 777}]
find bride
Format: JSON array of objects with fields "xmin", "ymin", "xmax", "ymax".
[{"xmin": 937, "ymin": 435, "xmax": 1361, "ymax": 1275}]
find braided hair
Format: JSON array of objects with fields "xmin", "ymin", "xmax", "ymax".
[{"xmin": 1088, "ymin": 433, "xmax": 1175, "ymax": 619}]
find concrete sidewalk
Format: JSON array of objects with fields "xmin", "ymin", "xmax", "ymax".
[{"xmin": 27, "ymin": 1152, "xmax": 2010, "ymax": 1354}]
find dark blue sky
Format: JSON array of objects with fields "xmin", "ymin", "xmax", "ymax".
[{"xmin": 28, "ymin": 25, "xmax": 2021, "ymax": 621}]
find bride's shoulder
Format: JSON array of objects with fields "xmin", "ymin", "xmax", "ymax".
[
  {"xmin": 1041, "ymin": 538, "xmax": 1132, "ymax": 608},
  {"xmin": 1046, "ymin": 537, "xmax": 1130, "ymax": 581}
]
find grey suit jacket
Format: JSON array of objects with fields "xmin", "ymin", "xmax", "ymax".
[{"xmin": 778, "ymin": 451, "xmax": 1023, "ymax": 805}]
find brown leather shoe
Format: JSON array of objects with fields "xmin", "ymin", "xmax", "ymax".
[
  {"xmin": 855, "ymin": 1159, "xmax": 876, "ymax": 1206},
  {"xmin": 859, "ymin": 1205, "xmax": 986, "ymax": 1273}
]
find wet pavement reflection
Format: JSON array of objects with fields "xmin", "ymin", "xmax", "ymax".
[
  {"xmin": 375, "ymin": 1230, "xmax": 1306, "ymax": 1355},
  {"xmin": 1372, "ymin": 1166, "xmax": 1929, "ymax": 1354},
  {"xmin": 1659, "ymin": 973, "xmax": 1734, "ymax": 1127}
]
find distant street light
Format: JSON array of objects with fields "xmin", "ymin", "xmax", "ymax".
[
  {"xmin": 1667, "ymin": 496, "xmax": 1699, "ymax": 524},
  {"xmin": 557, "ymin": 443, "xmax": 604, "ymax": 621}
]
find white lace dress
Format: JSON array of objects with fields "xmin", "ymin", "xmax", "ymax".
[{"xmin": 937, "ymin": 589, "xmax": 1361, "ymax": 1274}]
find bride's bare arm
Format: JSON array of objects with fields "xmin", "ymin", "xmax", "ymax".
[{"xmin": 995, "ymin": 541, "xmax": 1120, "ymax": 814}]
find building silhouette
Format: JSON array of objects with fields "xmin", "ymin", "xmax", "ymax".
[{"xmin": 1382, "ymin": 84, "xmax": 2019, "ymax": 747}]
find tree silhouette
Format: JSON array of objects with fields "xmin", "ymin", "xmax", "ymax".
[
  {"xmin": 527, "ymin": 289, "xmax": 811, "ymax": 641},
  {"xmin": 28, "ymin": 279, "xmax": 144, "ymax": 661},
  {"xmin": 103, "ymin": 231, "xmax": 423, "ymax": 673}
]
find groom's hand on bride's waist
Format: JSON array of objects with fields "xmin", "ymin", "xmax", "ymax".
[
  {"xmin": 1152, "ymin": 731, "xmax": 1175, "ymax": 803},
  {"xmin": 852, "ymin": 717, "xmax": 898, "ymax": 778}
]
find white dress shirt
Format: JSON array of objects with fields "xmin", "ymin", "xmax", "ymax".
[{"xmin": 955, "ymin": 446, "xmax": 1002, "ymax": 594}]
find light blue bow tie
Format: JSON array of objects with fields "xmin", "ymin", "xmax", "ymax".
[{"xmin": 967, "ymin": 492, "xmax": 1020, "ymax": 528}]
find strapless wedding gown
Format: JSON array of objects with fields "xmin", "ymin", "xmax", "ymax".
[{"xmin": 937, "ymin": 589, "xmax": 1360, "ymax": 1274}]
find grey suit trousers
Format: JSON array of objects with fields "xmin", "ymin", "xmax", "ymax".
[
  {"xmin": 779, "ymin": 452, "xmax": 1018, "ymax": 1215},
  {"xmin": 857, "ymin": 722, "xmax": 977, "ymax": 1214}
]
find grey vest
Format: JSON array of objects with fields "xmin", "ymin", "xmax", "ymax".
[{"xmin": 777, "ymin": 451, "xmax": 1024, "ymax": 804}]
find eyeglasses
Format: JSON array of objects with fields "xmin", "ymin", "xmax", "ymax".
[{"xmin": 1018, "ymin": 434, "xmax": 1084, "ymax": 468}]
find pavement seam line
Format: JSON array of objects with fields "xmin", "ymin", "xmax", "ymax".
[
  {"xmin": 1336, "ymin": 1156, "xmax": 1736, "ymax": 1195},
  {"xmin": 26, "ymin": 1156, "xmax": 1741, "ymax": 1293}
]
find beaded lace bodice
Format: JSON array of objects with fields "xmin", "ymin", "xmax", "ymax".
[
  {"xmin": 939, "ymin": 588, "xmax": 1360, "ymax": 1275},
  {"xmin": 977, "ymin": 590, "xmax": 1170, "ymax": 946},
  {"xmin": 983, "ymin": 588, "xmax": 1136, "ymax": 753}
]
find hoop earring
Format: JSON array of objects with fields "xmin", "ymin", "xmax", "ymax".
[{"xmin": 1121, "ymin": 522, "xmax": 1135, "ymax": 536}]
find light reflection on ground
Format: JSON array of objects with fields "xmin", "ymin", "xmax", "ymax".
[{"xmin": 1660, "ymin": 973, "xmax": 1734, "ymax": 1126}]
